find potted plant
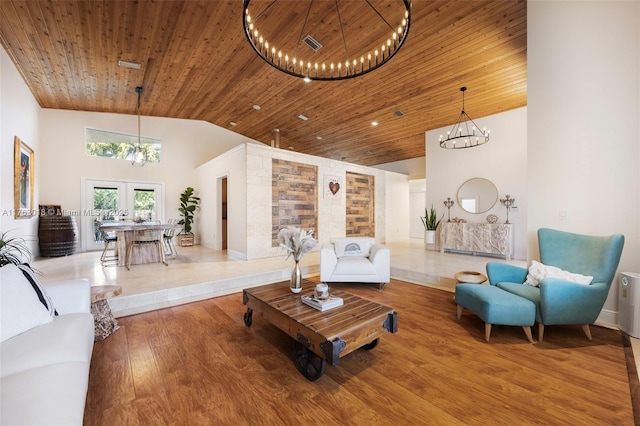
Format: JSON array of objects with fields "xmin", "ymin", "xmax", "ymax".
[
  {"xmin": 421, "ymin": 205, "xmax": 443, "ymax": 247},
  {"xmin": 0, "ymin": 231, "xmax": 32, "ymax": 267},
  {"xmin": 177, "ymin": 187, "xmax": 200, "ymax": 247}
]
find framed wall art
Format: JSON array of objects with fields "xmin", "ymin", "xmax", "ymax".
[
  {"xmin": 14, "ymin": 136, "xmax": 35, "ymax": 219},
  {"xmin": 324, "ymin": 174, "xmax": 342, "ymax": 199}
]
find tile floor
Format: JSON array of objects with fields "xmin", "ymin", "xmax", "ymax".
[{"xmin": 33, "ymin": 239, "xmax": 521, "ymax": 315}]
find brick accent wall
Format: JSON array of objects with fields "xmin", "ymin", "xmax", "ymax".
[
  {"xmin": 272, "ymin": 159, "xmax": 318, "ymax": 246},
  {"xmin": 345, "ymin": 172, "xmax": 375, "ymax": 237}
]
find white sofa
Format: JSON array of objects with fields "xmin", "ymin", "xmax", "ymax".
[
  {"xmin": 1, "ymin": 264, "xmax": 94, "ymax": 425},
  {"xmin": 320, "ymin": 237, "xmax": 390, "ymax": 289}
]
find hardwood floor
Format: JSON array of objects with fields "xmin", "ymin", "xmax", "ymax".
[{"xmin": 85, "ymin": 279, "xmax": 636, "ymax": 425}]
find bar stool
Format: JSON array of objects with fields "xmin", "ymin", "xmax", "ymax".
[
  {"xmin": 163, "ymin": 218, "xmax": 179, "ymax": 257},
  {"xmin": 97, "ymin": 221, "xmax": 118, "ymax": 266}
]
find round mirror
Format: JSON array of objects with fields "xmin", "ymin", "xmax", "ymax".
[{"xmin": 457, "ymin": 178, "xmax": 498, "ymax": 214}]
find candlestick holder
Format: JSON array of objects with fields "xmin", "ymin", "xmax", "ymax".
[
  {"xmin": 443, "ymin": 197, "xmax": 455, "ymax": 222},
  {"xmin": 500, "ymin": 195, "xmax": 515, "ymax": 224}
]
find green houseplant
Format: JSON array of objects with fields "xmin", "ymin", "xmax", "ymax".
[
  {"xmin": 421, "ymin": 205, "xmax": 443, "ymax": 231},
  {"xmin": 421, "ymin": 205, "xmax": 443, "ymax": 246},
  {"xmin": 178, "ymin": 187, "xmax": 200, "ymax": 246},
  {"xmin": 0, "ymin": 231, "xmax": 32, "ymax": 267}
]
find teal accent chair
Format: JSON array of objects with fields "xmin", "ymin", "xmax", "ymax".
[{"xmin": 486, "ymin": 228, "xmax": 624, "ymax": 341}]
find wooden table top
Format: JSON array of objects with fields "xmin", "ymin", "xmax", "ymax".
[
  {"xmin": 100, "ymin": 222, "xmax": 181, "ymax": 231},
  {"xmin": 91, "ymin": 285, "xmax": 122, "ymax": 303},
  {"xmin": 243, "ymin": 281, "xmax": 397, "ymax": 364},
  {"xmin": 454, "ymin": 270, "xmax": 488, "ymax": 284}
]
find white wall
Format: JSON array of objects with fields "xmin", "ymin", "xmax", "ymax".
[
  {"xmin": 196, "ymin": 145, "xmax": 247, "ymax": 258},
  {"xmin": 374, "ymin": 157, "xmax": 426, "ymax": 179},
  {"xmin": 426, "ymin": 107, "xmax": 528, "ymax": 259},
  {"xmin": 37, "ymin": 109, "xmax": 251, "ymax": 247},
  {"xmin": 529, "ymin": 1, "xmax": 640, "ymax": 322},
  {"xmin": 409, "ymin": 179, "xmax": 426, "ymax": 238},
  {"xmin": 385, "ymin": 172, "xmax": 411, "ymax": 242},
  {"xmin": 1, "ymin": 48, "xmax": 41, "ymax": 255}
]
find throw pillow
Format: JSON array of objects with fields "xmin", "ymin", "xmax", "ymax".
[
  {"xmin": 333, "ymin": 238, "xmax": 374, "ymax": 257},
  {"xmin": 524, "ymin": 260, "xmax": 593, "ymax": 287},
  {"xmin": 16, "ymin": 263, "xmax": 57, "ymax": 316},
  {"xmin": 1, "ymin": 264, "xmax": 54, "ymax": 342}
]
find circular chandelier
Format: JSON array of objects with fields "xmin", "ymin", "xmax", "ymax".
[
  {"xmin": 439, "ymin": 87, "xmax": 490, "ymax": 149},
  {"xmin": 243, "ymin": 0, "xmax": 411, "ymax": 81}
]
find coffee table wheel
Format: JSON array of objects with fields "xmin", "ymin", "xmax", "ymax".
[
  {"xmin": 361, "ymin": 338, "xmax": 379, "ymax": 350},
  {"xmin": 243, "ymin": 309, "xmax": 253, "ymax": 327},
  {"xmin": 293, "ymin": 341, "xmax": 326, "ymax": 381}
]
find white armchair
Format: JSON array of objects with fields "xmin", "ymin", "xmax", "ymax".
[{"xmin": 320, "ymin": 237, "xmax": 390, "ymax": 289}]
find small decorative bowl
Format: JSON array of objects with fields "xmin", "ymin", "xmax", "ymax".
[{"xmin": 486, "ymin": 214, "xmax": 498, "ymax": 224}]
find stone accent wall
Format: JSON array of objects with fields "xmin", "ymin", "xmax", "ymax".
[
  {"xmin": 235, "ymin": 144, "xmax": 388, "ymax": 260},
  {"xmin": 346, "ymin": 172, "xmax": 375, "ymax": 237},
  {"xmin": 272, "ymin": 159, "xmax": 318, "ymax": 246}
]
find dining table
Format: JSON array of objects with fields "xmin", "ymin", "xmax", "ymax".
[{"xmin": 99, "ymin": 222, "xmax": 181, "ymax": 267}]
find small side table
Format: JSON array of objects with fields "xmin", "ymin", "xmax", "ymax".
[
  {"xmin": 454, "ymin": 271, "xmax": 488, "ymax": 284},
  {"xmin": 91, "ymin": 285, "xmax": 122, "ymax": 341}
]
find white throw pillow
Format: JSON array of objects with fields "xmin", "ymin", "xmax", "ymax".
[
  {"xmin": 1, "ymin": 264, "xmax": 54, "ymax": 342},
  {"xmin": 332, "ymin": 238, "xmax": 374, "ymax": 257},
  {"xmin": 524, "ymin": 260, "xmax": 593, "ymax": 287},
  {"xmin": 15, "ymin": 263, "xmax": 57, "ymax": 316}
]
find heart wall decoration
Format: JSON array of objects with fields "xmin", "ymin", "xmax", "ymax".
[{"xmin": 324, "ymin": 174, "xmax": 343, "ymax": 199}]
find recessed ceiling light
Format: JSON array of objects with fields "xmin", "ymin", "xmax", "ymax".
[
  {"xmin": 303, "ymin": 77, "xmax": 312, "ymax": 83},
  {"xmin": 316, "ymin": 136, "xmax": 323, "ymax": 140},
  {"xmin": 297, "ymin": 114, "xmax": 309, "ymax": 121},
  {"xmin": 118, "ymin": 60, "xmax": 141, "ymax": 69},
  {"xmin": 371, "ymin": 121, "xmax": 379, "ymax": 126},
  {"xmin": 288, "ymin": 146, "xmax": 295, "ymax": 150},
  {"xmin": 229, "ymin": 121, "xmax": 237, "ymax": 126},
  {"xmin": 252, "ymin": 104, "xmax": 261, "ymax": 110}
]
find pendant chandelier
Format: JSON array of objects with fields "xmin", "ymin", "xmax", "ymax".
[
  {"xmin": 132, "ymin": 86, "xmax": 146, "ymax": 166},
  {"xmin": 243, "ymin": 0, "xmax": 411, "ymax": 81},
  {"xmin": 439, "ymin": 87, "xmax": 490, "ymax": 149}
]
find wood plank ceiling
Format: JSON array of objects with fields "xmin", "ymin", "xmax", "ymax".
[{"xmin": 0, "ymin": 0, "xmax": 527, "ymax": 167}]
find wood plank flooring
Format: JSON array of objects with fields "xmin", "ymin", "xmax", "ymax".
[{"xmin": 85, "ymin": 279, "xmax": 636, "ymax": 425}]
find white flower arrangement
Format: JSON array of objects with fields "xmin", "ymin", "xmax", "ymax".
[{"xmin": 277, "ymin": 226, "xmax": 317, "ymax": 262}]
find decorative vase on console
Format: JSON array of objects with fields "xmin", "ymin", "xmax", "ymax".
[{"xmin": 277, "ymin": 227, "xmax": 318, "ymax": 293}]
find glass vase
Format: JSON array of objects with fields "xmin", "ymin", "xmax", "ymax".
[{"xmin": 290, "ymin": 260, "xmax": 302, "ymax": 293}]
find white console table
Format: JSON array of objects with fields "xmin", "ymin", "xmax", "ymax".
[{"xmin": 440, "ymin": 222, "xmax": 513, "ymax": 260}]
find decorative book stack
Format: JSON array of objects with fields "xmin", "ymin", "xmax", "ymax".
[{"xmin": 301, "ymin": 294, "xmax": 344, "ymax": 312}]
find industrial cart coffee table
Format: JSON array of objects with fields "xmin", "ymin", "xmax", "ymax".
[{"xmin": 243, "ymin": 280, "xmax": 397, "ymax": 381}]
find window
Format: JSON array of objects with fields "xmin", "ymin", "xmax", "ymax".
[
  {"xmin": 85, "ymin": 128, "xmax": 161, "ymax": 163},
  {"xmin": 133, "ymin": 189, "xmax": 156, "ymax": 221},
  {"xmin": 82, "ymin": 179, "xmax": 164, "ymax": 251}
]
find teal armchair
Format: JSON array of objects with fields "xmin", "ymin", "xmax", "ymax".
[{"xmin": 486, "ymin": 228, "xmax": 624, "ymax": 341}]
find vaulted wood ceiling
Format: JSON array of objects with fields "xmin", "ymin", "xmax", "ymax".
[{"xmin": 0, "ymin": 0, "xmax": 527, "ymax": 167}]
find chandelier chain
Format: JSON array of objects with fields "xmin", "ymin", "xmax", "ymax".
[
  {"xmin": 335, "ymin": 0, "xmax": 350, "ymax": 63},
  {"xmin": 293, "ymin": 0, "xmax": 314, "ymax": 60}
]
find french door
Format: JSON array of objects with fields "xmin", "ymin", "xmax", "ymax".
[{"xmin": 82, "ymin": 178, "xmax": 165, "ymax": 251}]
